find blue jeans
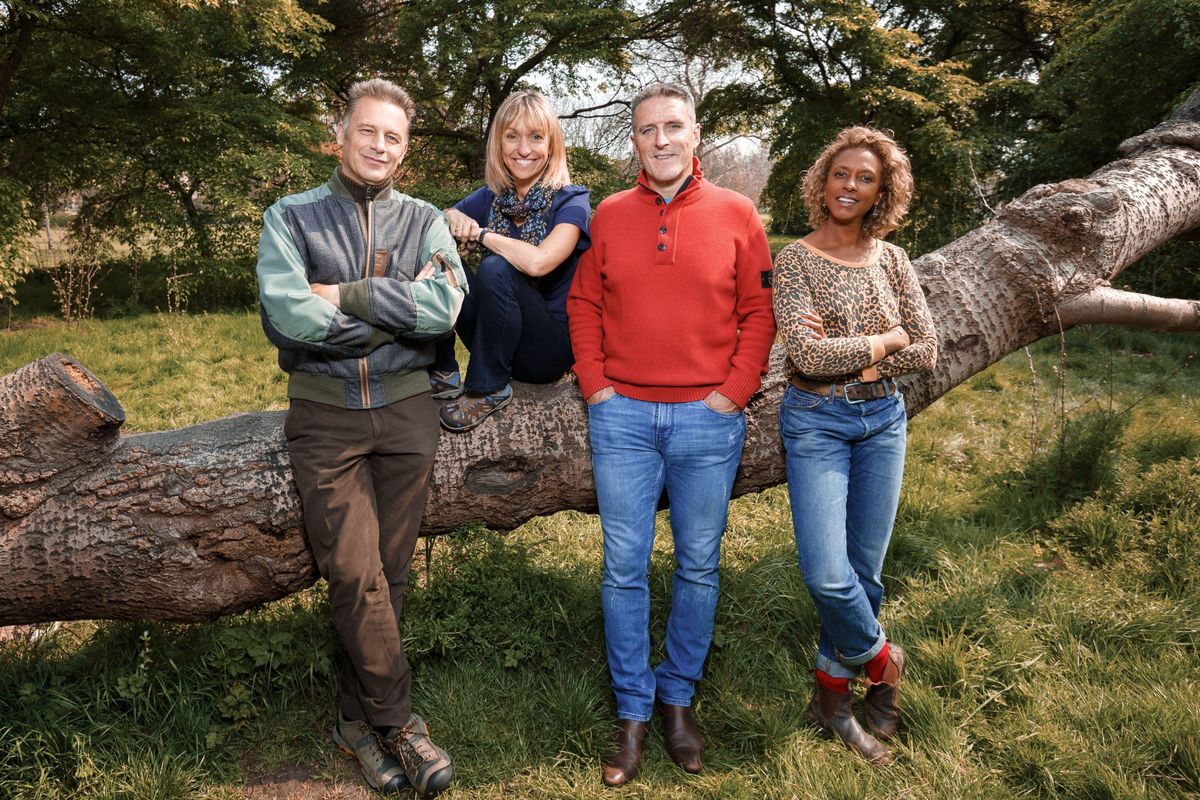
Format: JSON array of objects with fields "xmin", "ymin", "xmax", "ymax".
[
  {"xmin": 587, "ymin": 393, "xmax": 747, "ymax": 721},
  {"xmin": 433, "ymin": 254, "xmax": 573, "ymax": 393},
  {"xmin": 779, "ymin": 384, "xmax": 907, "ymax": 680}
]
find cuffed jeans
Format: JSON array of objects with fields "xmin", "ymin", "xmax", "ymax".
[
  {"xmin": 588, "ymin": 393, "xmax": 746, "ymax": 721},
  {"xmin": 433, "ymin": 254, "xmax": 573, "ymax": 393},
  {"xmin": 284, "ymin": 394, "xmax": 439, "ymax": 728},
  {"xmin": 779, "ymin": 385, "xmax": 907, "ymax": 679}
]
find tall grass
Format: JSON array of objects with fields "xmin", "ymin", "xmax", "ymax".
[{"xmin": 1, "ymin": 316, "xmax": 1198, "ymax": 799}]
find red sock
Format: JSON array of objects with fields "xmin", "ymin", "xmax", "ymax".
[
  {"xmin": 864, "ymin": 641, "xmax": 891, "ymax": 683},
  {"xmin": 815, "ymin": 669, "xmax": 851, "ymax": 695}
]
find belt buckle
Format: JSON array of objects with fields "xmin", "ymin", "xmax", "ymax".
[{"xmin": 841, "ymin": 380, "xmax": 867, "ymax": 404}]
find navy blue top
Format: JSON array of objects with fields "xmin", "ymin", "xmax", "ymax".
[{"xmin": 454, "ymin": 183, "xmax": 591, "ymax": 323}]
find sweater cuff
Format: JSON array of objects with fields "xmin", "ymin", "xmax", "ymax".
[
  {"xmin": 339, "ymin": 280, "xmax": 372, "ymax": 323},
  {"xmin": 717, "ymin": 369, "xmax": 762, "ymax": 409},
  {"xmin": 866, "ymin": 334, "xmax": 887, "ymax": 365},
  {"xmin": 573, "ymin": 361, "xmax": 610, "ymax": 399}
]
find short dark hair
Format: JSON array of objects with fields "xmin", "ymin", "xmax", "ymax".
[
  {"xmin": 630, "ymin": 82, "xmax": 695, "ymax": 128},
  {"xmin": 342, "ymin": 78, "xmax": 416, "ymax": 134}
]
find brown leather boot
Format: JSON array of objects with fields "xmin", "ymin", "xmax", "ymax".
[
  {"xmin": 863, "ymin": 643, "xmax": 906, "ymax": 740},
  {"xmin": 807, "ymin": 684, "xmax": 893, "ymax": 765},
  {"xmin": 601, "ymin": 719, "xmax": 646, "ymax": 787},
  {"xmin": 659, "ymin": 702, "xmax": 704, "ymax": 773}
]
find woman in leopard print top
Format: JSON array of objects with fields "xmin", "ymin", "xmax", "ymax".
[{"xmin": 774, "ymin": 126, "xmax": 937, "ymax": 765}]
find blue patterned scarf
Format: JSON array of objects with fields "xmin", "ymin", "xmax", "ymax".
[{"xmin": 486, "ymin": 180, "xmax": 557, "ymax": 247}]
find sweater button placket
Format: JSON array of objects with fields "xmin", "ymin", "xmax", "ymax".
[{"xmin": 655, "ymin": 198, "xmax": 668, "ymax": 257}]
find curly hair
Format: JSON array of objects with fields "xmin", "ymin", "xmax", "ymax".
[{"xmin": 802, "ymin": 126, "xmax": 913, "ymax": 238}]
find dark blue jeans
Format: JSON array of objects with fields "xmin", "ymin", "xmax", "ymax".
[{"xmin": 432, "ymin": 254, "xmax": 573, "ymax": 394}]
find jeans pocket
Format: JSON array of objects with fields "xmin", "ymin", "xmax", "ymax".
[
  {"xmin": 586, "ymin": 391, "xmax": 620, "ymax": 410},
  {"xmin": 783, "ymin": 385, "xmax": 828, "ymax": 411},
  {"xmin": 699, "ymin": 399, "xmax": 743, "ymax": 418}
]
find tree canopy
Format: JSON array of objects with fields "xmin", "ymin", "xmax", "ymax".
[{"xmin": 0, "ymin": 0, "xmax": 1197, "ymax": 307}]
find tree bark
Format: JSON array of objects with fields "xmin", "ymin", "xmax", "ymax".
[{"xmin": 2, "ymin": 93, "xmax": 1199, "ymax": 626}]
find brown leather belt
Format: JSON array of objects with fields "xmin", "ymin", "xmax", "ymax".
[{"xmin": 790, "ymin": 374, "xmax": 899, "ymax": 403}]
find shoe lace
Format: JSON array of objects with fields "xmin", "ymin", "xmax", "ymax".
[
  {"xmin": 392, "ymin": 723, "xmax": 438, "ymax": 766},
  {"xmin": 355, "ymin": 721, "xmax": 389, "ymax": 763}
]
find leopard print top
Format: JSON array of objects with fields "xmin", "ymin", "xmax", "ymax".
[{"xmin": 772, "ymin": 238, "xmax": 937, "ymax": 383}]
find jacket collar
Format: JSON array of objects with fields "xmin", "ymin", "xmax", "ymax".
[
  {"xmin": 636, "ymin": 157, "xmax": 705, "ymax": 203},
  {"xmin": 330, "ymin": 167, "xmax": 393, "ymax": 205}
]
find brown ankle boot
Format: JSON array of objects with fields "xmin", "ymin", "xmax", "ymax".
[
  {"xmin": 601, "ymin": 719, "xmax": 646, "ymax": 787},
  {"xmin": 659, "ymin": 702, "xmax": 704, "ymax": 773},
  {"xmin": 863, "ymin": 643, "xmax": 906, "ymax": 740},
  {"xmin": 807, "ymin": 684, "xmax": 893, "ymax": 765}
]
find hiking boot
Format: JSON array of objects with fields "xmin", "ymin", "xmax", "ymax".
[
  {"xmin": 429, "ymin": 369, "xmax": 464, "ymax": 400},
  {"xmin": 439, "ymin": 384, "xmax": 512, "ymax": 432},
  {"xmin": 331, "ymin": 713, "xmax": 410, "ymax": 794},
  {"xmin": 383, "ymin": 714, "xmax": 454, "ymax": 798}
]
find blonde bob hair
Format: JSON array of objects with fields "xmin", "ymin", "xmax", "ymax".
[
  {"xmin": 802, "ymin": 126, "xmax": 913, "ymax": 238},
  {"xmin": 485, "ymin": 90, "xmax": 571, "ymax": 194}
]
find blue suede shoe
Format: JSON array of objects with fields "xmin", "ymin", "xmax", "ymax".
[
  {"xmin": 429, "ymin": 369, "xmax": 464, "ymax": 400},
  {"xmin": 438, "ymin": 384, "xmax": 512, "ymax": 432}
]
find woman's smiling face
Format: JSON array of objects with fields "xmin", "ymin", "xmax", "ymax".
[{"xmin": 823, "ymin": 146, "xmax": 884, "ymax": 228}]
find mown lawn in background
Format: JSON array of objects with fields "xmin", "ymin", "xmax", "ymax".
[
  {"xmin": 0, "ymin": 312, "xmax": 285, "ymax": 430},
  {"xmin": 1, "ymin": 314, "xmax": 1198, "ymax": 799}
]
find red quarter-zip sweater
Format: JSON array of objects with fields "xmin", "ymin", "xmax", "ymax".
[{"xmin": 568, "ymin": 160, "xmax": 776, "ymax": 408}]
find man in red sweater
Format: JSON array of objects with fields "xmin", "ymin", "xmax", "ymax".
[{"xmin": 567, "ymin": 83, "xmax": 776, "ymax": 786}]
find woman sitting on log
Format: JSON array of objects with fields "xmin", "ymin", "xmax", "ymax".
[
  {"xmin": 432, "ymin": 90, "xmax": 591, "ymax": 432},
  {"xmin": 772, "ymin": 126, "xmax": 938, "ymax": 764}
]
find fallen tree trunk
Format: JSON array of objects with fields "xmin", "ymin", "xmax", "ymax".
[{"xmin": 2, "ymin": 93, "xmax": 1199, "ymax": 625}]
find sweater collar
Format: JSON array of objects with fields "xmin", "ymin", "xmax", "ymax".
[
  {"xmin": 636, "ymin": 157, "xmax": 705, "ymax": 203},
  {"xmin": 332, "ymin": 167, "xmax": 393, "ymax": 204}
]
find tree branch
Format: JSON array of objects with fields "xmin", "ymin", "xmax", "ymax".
[
  {"xmin": 559, "ymin": 99, "xmax": 629, "ymax": 121},
  {"xmin": 1057, "ymin": 285, "xmax": 1200, "ymax": 332}
]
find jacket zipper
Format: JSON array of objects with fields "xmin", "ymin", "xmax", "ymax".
[{"xmin": 357, "ymin": 186, "xmax": 375, "ymax": 407}]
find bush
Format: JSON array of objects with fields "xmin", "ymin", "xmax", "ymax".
[{"xmin": 1025, "ymin": 409, "xmax": 1129, "ymax": 507}]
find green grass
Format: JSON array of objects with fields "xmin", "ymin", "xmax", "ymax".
[
  {"xmin": 0, "ymin": 312, "xmax": 286, "ymax": 430},
  {"xmin": 1, "ymin": 315, "xmax": 1199, "ymax": 799}
]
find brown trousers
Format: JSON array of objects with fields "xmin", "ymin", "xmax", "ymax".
[{"xmin": 284, "ymin": 393, "xmax": 439, "ymax": 728}]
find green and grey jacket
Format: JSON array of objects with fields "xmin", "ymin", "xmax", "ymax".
[{"xmin": 257, "ymin": 169, "xmax": 467, "ymax": 409}]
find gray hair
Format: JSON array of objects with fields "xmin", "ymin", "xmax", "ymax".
[
  {"xmin": 342, "ymin": 78, "xmax": 416, "ymax": 133},
  {"xmin": 630, "ymin": 82, "xmax": 695, "ymax": 128}
]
